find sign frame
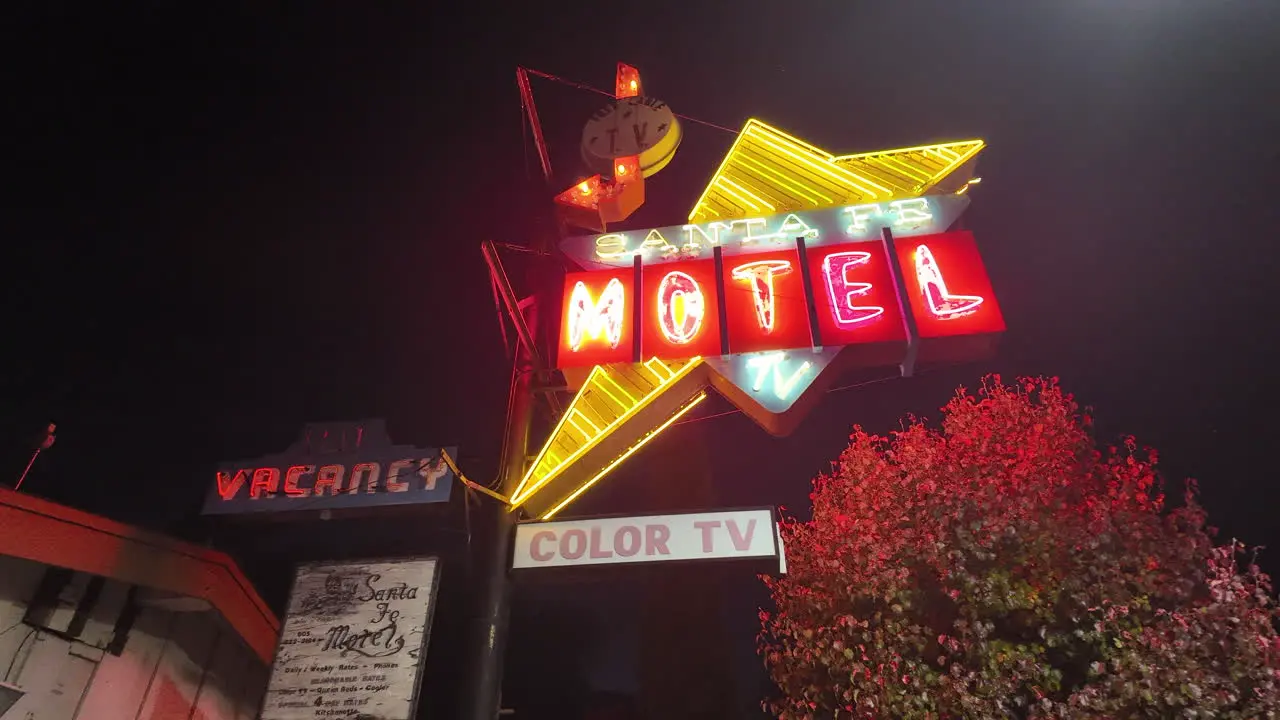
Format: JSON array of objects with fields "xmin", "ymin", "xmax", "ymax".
[
  {"xmin": 257, "ymin": 555, "xmax": 443, "ymax": 720},
  {"xmin": 510, "ymin": 506, "xmax": 780, "ymax": 571},
  {"xmin": 202, "ymin": 419, "xmax": 457, "ymax": 519}
]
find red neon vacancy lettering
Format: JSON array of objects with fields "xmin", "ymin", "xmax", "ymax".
[
  {"xmin": 283, "ymin": 465, "xmax": 314, "ymax": 498},
  {"xmin": 821, "ymin": 251, "xmax": 885, "ymax": 327},
  {"xmin": 249, "ymin": 468, "xmax": 279, "ymax": 499},
  {"xmin": 915, "ymin": 245, "xmax": 984, "ymax": 318},
  {"xmin": 216, "ymin": 469, "xmax": 247, "ymax": 500},
  {"xmin": 386, "ymin": 459, "xmax": 416, "ymax": 492},
  {"xmin": 313, "ymin": 464, "xmax": 344, "ymax": 496},
  {"xmin": 656, "ymin": 271, "xmax": 705, "ymax": 344},
  {"xmin": 730, "ymin": 260, "xmax": 792, "ymax": 333},
  {"xmin": 567, "ymin": 278, "xmax": 626, "ymax": 351},
  {"xmin": 349, "ymin": 462, "xmax": 380, "ymax": 494}
]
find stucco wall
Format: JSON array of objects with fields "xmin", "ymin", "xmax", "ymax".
[{"xmin": 0, "ymin": 555, "xmax": 268, "ymax": 720}]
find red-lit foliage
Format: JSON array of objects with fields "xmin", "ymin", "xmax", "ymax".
[{"xmin": 760, "ymin": 376, "xmax": 1280, "ymax": 718}]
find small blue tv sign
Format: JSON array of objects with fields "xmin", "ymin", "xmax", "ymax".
[{"xmin": 202, "ymin": 420, "xmax": 455, "ymax": 517}]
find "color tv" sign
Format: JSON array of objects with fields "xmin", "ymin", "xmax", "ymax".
[{"xmin": 511, "ymin": 509, "xmax": 780, "ymax": 569}]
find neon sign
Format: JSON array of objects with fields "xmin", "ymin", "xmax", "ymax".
[
  {"xmin": 892, "ymin": 232, "xmax": 1005, "ymax": 341},
  {"xmin": 567, "ymin": 277, "xmax": 627, "ymax": 350},
  {"xmin": 705, "ymin": 347, "xmax": 844, "ymax": 431},
  {"xmin": 722, "ymin": 249, "xmax": 812, "ymax": 355},
  {"xmin": 745, "ymin": 351, "xmax": 813, "ymax": 399},
  {"xmin": 559, "ymin": 232, "xmax": 1006, "ymax": 367},
  {"xmin": 639, "ymin": 259, "xmax": 722, "ymax": 361},
  {"xmin": 731, "ymin": 260, "xmax": 792, "ymax": 333},
  {"xmin": 556, "ymin": 231, "xmax": 1002, "ymax": 431},
  {"xmin": 559, "ymin": 194, "xmax": 972, "ymax": 269},
  {"xmin": 656, "ymin": 271, "xmax": 706, "ymax": 344},
  {"xmin": 559, "ymin": 269, "xmax": 635, "ymax": 368},
  {"xmin": 820, "ymin": 251, "xmax": 885, "ymax": 327},
  {"xmin": 915, "ymin": 245, "xmax": 984, "ymax": 318},
  {"xmin": 202, "ymin": 420, "xmax": 456, "ymax": 517},
  {"xmin": 521, "ymin": 119, "xmax": 997, "ymax": 517}
]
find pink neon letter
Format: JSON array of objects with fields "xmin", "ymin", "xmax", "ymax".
[
  {"xmin": 730, "ymin": 260, "xmax": 792, "ymax": 332},
  {"xmin": 914, "ymin": 245, "xmax": 984, "ymax": 318},
  {"xmin": 694, "ymin": 520, "xmax": 721, "ymax": 552},
  {"xmin": 567, "ymin": 278, "xmax": 626, "ymax": 351},
  {"xmin": 656, "ymin": 271, "xmax": 705, "ymax": 344},
  {"xmin": 645, "ymin": 524, "xmax": 671, "ymax": 555},
  {"xmin": 821, "ymin": 251, "xmax": 885, "ymax": 326},
  {"xmin": 530, "ymin": 531, "xmax": 557, "ymax": 562}
]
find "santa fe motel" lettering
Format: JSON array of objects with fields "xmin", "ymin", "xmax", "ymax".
[{"xmin": 559, "ymin": 225, "xmax": 999, "ymax": 368}]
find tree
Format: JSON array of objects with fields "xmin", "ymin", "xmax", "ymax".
[{"xmin": 759, "ymin": 376, "xmax": 1280, "ymax": 719}]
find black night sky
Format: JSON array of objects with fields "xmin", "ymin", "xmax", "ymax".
[{"xmin": 4, "ymin": 3, "xmax": 1280, "ymax": 718}]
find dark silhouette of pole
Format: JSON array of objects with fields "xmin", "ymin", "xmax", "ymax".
[
  {"xmin": 463, "ymin": 291, "xmax": 537, "ymax": 720},
  {"xmin": 14, "ymin": 423, "xmax": 56, "ymax": 491},
  {"xmin": 463, "ymin": 67, "xmax": 560, "ymax": 719}
]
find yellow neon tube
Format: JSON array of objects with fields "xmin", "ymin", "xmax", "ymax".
[
  {"xmin": 541, "ymin": 391, "xmax": 709, "ymax": 520},
  {"xmin": 508, "ymin": 365, "xmax": 606, "ymax": 503},
  {"xmin": 687, "ymin": 122, "xmax": 754, "ymax": 222},
  {"xmin": 831, "ymin": 139, "xmax": 985, "ymax": 162},
  {"xmin": 509, "ymin": 357, "xmax": 704, "ymax": 508}
]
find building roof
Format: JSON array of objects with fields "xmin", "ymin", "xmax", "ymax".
[{"xmin": 0, "ymin": 487, "xmax": 279, "ymax": 664}]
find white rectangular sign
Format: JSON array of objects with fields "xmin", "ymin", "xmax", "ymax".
[
  {"xmin": 260, "ymin": 557, "xmax": 440, "ymax": 720},
  {"xmin": 512, "ymin": 509, "xmax": 777, "ymax": 569}
]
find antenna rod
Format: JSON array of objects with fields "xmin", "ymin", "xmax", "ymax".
[
  {"xmin": 14, "ymin": 423, "xmax": 56, "ymax": 491},
  {"xmin": 516, "ymin": 67, "xmax": 554, "ymax": 182}
]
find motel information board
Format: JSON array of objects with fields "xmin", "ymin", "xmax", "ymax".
[
  {"xmin": 260, "ymin": 557, "xmax": 441, "ymax": 720},
  {"xmin": 511, "ymin": 509, "xmax": 779, "ymax": 569}
]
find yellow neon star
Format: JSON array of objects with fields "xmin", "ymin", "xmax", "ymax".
[
  {"xmin": 518, "ymin": 120, "xmax": 987, "ymax": 519},
  {"xmin": 689, "ymin": 119, "xmax": 984, "ymax": 223}
]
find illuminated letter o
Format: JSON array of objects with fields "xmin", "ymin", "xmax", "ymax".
[{"xmin": 657, "ymin": 271, "xmax": 705, "ymax": 344}]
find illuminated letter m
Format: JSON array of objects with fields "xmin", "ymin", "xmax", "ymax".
[{"xmin": 567, "ymin": 278, "xmax": 626, "ymax": 351}]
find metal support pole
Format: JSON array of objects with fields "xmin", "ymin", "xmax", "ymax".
[
  {"xmin": 13, "ymin": 447, "xmax": 42, "ymax": 491},
  {"xmin": 463, "ymin": 299, "xmax": 537, "ymax": 720}
]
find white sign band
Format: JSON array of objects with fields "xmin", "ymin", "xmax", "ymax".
[{"xmin": 511, "ymin": 509, "xmax": 777, "ymax": 569}]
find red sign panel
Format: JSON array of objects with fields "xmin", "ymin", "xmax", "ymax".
[
  {"xmin": 640, "ymin": 259, "xmax": 722, "ymax": 360},
  {"xmin": 721, "ymin": 248, "xmax": 812, "ymax": 355},
  {"xmin": 559, "ymin": 268, "xmax": 635, "ymax": 368},
  {"xmin": 892, "ymin": 231, "xmax": 1005, "ymax": 339},
  {"xmin": 806, "ymin": 240, "xmax": 908, "ymax": 348},
  {"xmin": 557, "ymin": 231, "xmax": 1003, "ymax": 375}
]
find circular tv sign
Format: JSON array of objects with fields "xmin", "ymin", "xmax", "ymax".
[{"xmin": 581, "ymin": 96, "xmax": 682, "ymax": 178}]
